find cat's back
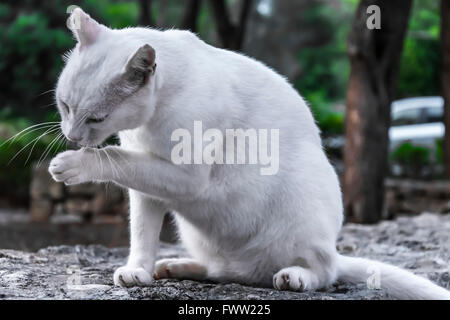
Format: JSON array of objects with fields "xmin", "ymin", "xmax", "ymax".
[{"xmin": 166, "ymin": 30, "xmax": 321, "ymax": 144}]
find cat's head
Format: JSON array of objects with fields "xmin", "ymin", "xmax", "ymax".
[{"xmin": 56, "ymin": 8, "xmax": 157, "ymax": 147}]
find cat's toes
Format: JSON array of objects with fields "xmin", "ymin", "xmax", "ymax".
[
  {"xmin": 113, "ymin": 266, "xmax": 153, "ymax": 287},
  {"xmin": 273, "ymin": 267, "xmax": 308, "ymax": 291},
  {"xmin": 153, "ymin": 260, "xmax": 172, "ymax": 279},
  {"xmin": 49, "ymin": 150, "xmax": 90, "ymax": 185}
]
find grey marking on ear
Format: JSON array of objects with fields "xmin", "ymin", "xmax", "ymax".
[
  {"xmin": 90, "ymin": 45, "xmax": 157, "ymax": 112},
  {"xmin": 124, "ymin": 44, "xmax": 157, "ymax": 87}
]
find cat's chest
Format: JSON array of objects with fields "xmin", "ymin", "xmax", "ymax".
[
  {"xmin": 119, "ymin": 128, "xmax": 156, "ymax": 151},
  {"xmin": 118, "ymin": 127, "xmax": 167, "ymax": 156}
]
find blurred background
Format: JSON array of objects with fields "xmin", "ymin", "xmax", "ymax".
[{"xmin": 0, "ymin": 0, "xmax": 448, "ymax": 251}]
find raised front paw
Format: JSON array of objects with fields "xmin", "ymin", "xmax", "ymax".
[
  {"xmin": 114, "ymin": 266, "xmax": 153, "ymax": 287},
  {"xmin": 48, "ymin": 149, "xmax": 96, "ymax": 185}
]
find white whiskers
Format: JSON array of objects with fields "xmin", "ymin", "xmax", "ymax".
[{"xmin": 2, "ymin": 122, "xmax": 65, "ymax": 167}]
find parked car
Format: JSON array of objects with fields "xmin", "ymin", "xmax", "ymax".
[
  {"xmin": 389, "ymin": 96, "xmax": 444, "ymax": 177},
  {"xmin": 389, "ymin": 96, "xmax": 444, "ymax": 151},
  {"xmin": 323, "ymin": 96, "xmax": 445, "ymax": 177}
]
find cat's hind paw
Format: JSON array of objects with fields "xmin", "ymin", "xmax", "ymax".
[
  {"xmin": 273, "ymin": 267, "xmax": 313, "ymax": 291},
  {"xmin": 113, "ymin": 266, "xmax": 153, "ymax": 287}
]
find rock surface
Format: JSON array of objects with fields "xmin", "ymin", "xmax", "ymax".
[{"xmin": 0, "ymin": 213, "xmax": 449, "ymax": 300}]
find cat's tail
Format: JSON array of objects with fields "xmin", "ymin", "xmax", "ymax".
[{"xmin": 336, "ymin": 254, "xmax": 450, "ymax": 300}]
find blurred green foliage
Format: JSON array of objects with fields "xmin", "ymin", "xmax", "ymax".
[
  {"xmin": 294, "ymin": 2, "xmax": 354, "ymax": 135},
  {"xmin": 0, "ymin": 0, "xmax": 214, "ymax": 120},
  {"xmin": 390, "ymin": 142, "xmax": 431, "ymax": 177},
  {"xmin": 391, "ymin": 142, "xmax": 430, "ymax": 166},
  {"xmin": 0, "ymin": 109, "xmax": 64, "ymax": 204},
  {"xmin": 0, "ymin": 6, "xmax": 72, "ymax": 119},
  {"xmin": 0, "ymin": 1, "xmax": 82, "ymax": 200},
  {"xmin": 436, "ymin": 138, "xmax": 443, "ymax": 164},
  {"xmin": 84, "ymin": 0, "xmax": 139, "ymax": 28},
  {"xmin": 397, "ymin": 1, "xmax": 441, "ymax": 98}
]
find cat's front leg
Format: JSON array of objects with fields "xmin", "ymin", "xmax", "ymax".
[
  {"xmin": 114, "ymin": 190, "xmax": 166, "ymax": 287},
  {"xmin": 49, "ymin": 150, "xmax": 165, "ymax": 287},
  {"xmin": 48, "ymin": 148, "xmax": 103, "ymax": 185}
]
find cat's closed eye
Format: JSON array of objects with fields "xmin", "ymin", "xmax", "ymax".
[
  {"xmin": 61, "ymin": 101, "xmax": 70, "ymax": 115},
  {"xmin": 86, "ymin": 115, "xmax": 108, "ymax": 124}
]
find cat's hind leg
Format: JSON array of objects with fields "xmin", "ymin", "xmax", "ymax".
[{"xmin": 153, "ymin": 258, "xmax": 207, "ymax": 281}]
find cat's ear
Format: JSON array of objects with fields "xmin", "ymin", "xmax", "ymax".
[
  {"xmin": 68, "ymin": 8, "xmax": 105, "ymax": 49},
  {"xmin": 123, "ymin": 44, "xmax": 157, "ymax": 86}
]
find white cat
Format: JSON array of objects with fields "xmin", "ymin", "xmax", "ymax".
[{"xmin": 49, "ymin": 8, "xmax": 450, "ymax": 299}]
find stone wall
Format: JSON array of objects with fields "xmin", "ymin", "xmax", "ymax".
[
  {"xmin": 385, "ymin": 178, "xmax": 450, "ymax": 216},
  {"xmin": 30, "ymin": 161, "xmax": 127, "ymax": 224},
  {"xmin": 29, "ymin": 162, "xmax": 178, "ymax": 244}
]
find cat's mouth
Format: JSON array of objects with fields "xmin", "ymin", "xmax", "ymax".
[
  {"xmin": 68, "ymin": 134, "xmax": 116, "ymax": 149},
  {"xmin": 66, "ymin": 141, "xmax": 99, "ymax": 149}
]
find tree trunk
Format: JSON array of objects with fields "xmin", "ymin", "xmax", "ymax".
[
  {"xmin": 182, "ymin": 0, "xmax": 201, "ymax": 32},
  {"xmin": 157, "ymin": 0, "xmax": 168, "ymax": 28},
  {"xmin": 208, "ymin": 0, "xmax": 252, "ymax": 50},
  {"xmin": 138, "ymin": 0, "xmax": 153, "ymax": 27},
  {"xmin": 343, "ymin": 0, "xmax": 412, "ymax": 223},
  {"xmin": 236, "ymin": 0, "xmax": 252, "ymax": 49},
  {"xmin": 442, "ymin": 0, "xmax": 450, "ymax": 179}
]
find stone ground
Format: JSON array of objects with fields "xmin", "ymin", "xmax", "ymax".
[{"xmin": 0, "ymin": 213, "xmax": 449, "ymax": 300}]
